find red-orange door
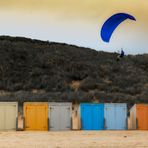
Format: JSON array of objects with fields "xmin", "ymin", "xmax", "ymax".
[{"xmin": 137, "ymin": 105, "xmax": 148, "ymax": 130}]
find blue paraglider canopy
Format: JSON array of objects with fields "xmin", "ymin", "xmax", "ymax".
[{"xmin": 101, "ymin": 13, "xmax": 136, "ymax": 43}]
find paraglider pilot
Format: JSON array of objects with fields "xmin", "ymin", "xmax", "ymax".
[
  {"xmin": 117, "ymin": 49, "xmax": 125, "ymax": 61},
  {"xmin": 120, "ymin": 49, "xmax": 125, "ymax": 58}
]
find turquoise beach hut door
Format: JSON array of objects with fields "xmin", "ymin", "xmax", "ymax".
[{"xmin": 80, "ymin": 104, "xmax": 104, "ymax": 130}]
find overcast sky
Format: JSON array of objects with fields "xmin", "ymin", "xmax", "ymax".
[{"xmin": 0, "ymin": 0, "xmax": 147, "ymax": 54}]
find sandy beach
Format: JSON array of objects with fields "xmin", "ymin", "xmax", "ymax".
[{"xmin": 0, "ymin": 131, "xmax": 147, "ymax": 148}]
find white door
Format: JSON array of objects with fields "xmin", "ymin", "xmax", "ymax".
[
  {"xmin": 49, "ymin": 104, "xmax": 71, "ymax": 131},
  {"xmin": 0, "ymin": 104, "xmax": 17, "ymax": 130},
  {"xmin": 5, "ymin": 105, "xmax": 17, "ymax": 130}
]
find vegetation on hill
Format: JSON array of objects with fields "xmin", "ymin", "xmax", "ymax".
[{"xmin": 0, "ymin": 36, "xmax": 148, "ymax": 106}]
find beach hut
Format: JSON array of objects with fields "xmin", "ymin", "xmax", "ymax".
[
  {"xmin": 48, "ymin": 103, "xmax": 72, "ymax": 131},
  {"xmin": 130, "ymin": 104, "xmax": 148, "ymax": 130},
  {"xmin": 0, "ymin": 102, "xmax": 18, "ymax": 131},
  {"xmin": 80, "ymin": 103, "xmax": 104, "ymax": 130},
  {"xmin": 24, "ymin": 102, "xmax": 48, "ymax": 131},
  {"xmin": 104, "ymin": 103, "xmax": 127, "ymax": 130}
]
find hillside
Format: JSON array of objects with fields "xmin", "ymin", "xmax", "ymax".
[{"xmin": 0, "ymin": 36, "xmax": 148, "ymax": 106}]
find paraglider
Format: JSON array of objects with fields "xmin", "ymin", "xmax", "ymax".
[{"xmin": 101, "ymin": 13, "xmax": 136, "ymax": 43}]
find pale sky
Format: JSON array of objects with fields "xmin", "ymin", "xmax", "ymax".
[{"xmin": 0, "ymin": 0, "xmax": 147, "ymax": 54}]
